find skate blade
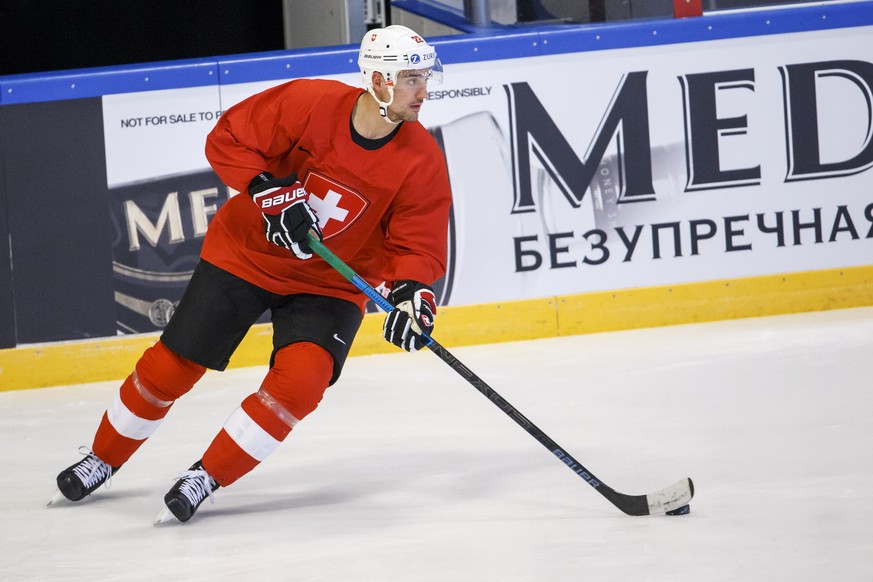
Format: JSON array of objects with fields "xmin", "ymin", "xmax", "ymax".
[
  {"xmin": 154, "ymin": 506, "xmax": 177, "ymax": 525},
  {"xmin": 47, "ymin": 489, "xmax": 66, "ymax": 507}
]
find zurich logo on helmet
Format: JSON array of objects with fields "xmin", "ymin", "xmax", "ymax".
[{"xmin": 410, "ymin": 54, "xmax": 421, "ymax": 65}]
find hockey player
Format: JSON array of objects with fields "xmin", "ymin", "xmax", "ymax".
[{"xmin": 51, "ymin": 25, "xmax": 452, "ymax": 523}]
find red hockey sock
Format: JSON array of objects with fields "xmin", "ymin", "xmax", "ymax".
[
  {"xmin": 202, "ymin": 342, "xmax": 333, "ymax": 486},
  {"xmin": 92, "ymin": 341, "xmax": 205, "ymax": 467}
]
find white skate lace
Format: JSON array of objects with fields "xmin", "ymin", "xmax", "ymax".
[
  {"xmin": 177, "ymin": 468, "xmax": 216, "ymax": 507},
  {"xmin": 72, "ymin": 446, "xmax": 113, "ymax": 490}
]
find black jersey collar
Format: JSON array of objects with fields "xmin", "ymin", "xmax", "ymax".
[{"xmin": 349, "ymin": 115, "xmax": 403, "ymax": 150}]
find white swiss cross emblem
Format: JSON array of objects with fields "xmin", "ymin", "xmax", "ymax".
[{"xmin": 303, "ymin": 172, "xmax": 369, "ymax": 239}]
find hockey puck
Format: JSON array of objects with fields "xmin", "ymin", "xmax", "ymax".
[{"xmin": 665, "ymin": 504, "xmax": 690, "ymax": 516}]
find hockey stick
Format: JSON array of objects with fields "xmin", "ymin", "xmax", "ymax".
[{"xmin": 308, "ymin": 235, "xmax": 694, "ymax": 516}]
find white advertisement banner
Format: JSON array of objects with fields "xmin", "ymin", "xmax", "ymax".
[
  {"xmin": 101, "ymin": 25, "xmax": 873, "ymax": 314},
  {"xmin": 418, "ymin": 27, "xmax": 873, "ymax": 305}
]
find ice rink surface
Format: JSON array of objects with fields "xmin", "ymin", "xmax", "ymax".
[{"xmin": 2, "ymin": 307, "xmax": 872, "ymax": 581}]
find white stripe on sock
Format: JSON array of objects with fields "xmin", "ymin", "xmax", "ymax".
[
  {"xmin": 106, "ymin": 392, "xmax": 163, "ymax": 441},
  {"xmin": 223, "ymin": 407, "xmax": 281, "ymax": 462}
]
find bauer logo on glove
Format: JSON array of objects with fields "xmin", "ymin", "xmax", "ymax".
[
  {"xmin": 248, "ymin": 172, "xmax": 323, "ymax": 260},
  {"xmin": 254, "ymin": 185, "xmax": 307, "ymax": 212}
]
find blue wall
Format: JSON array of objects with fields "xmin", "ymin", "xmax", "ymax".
[{"xmin": 4, "ymin": 1, "xmax": 872, "ymax": 105}]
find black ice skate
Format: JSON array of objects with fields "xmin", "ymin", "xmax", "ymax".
[
  {"xmin": 154, "ymin": 461, "xmax": 219, "ymax": 524},
  {"xmin": 49, "ymin": 447, "xmax": 119, "ymax": 505}
]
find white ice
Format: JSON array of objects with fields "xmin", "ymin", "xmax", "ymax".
[{"xmin": 2, "ymin": 307, "xmax": 872, "ymax": 581}]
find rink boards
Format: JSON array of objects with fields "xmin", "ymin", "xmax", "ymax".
[{"xmin": 1, "ymin": 1, "xmax": 873, "ymax": 389}]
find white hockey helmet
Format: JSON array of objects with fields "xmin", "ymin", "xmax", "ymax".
[{"xmin": 358, "ymin": 25, "xmax": 443, "ymax": 121}]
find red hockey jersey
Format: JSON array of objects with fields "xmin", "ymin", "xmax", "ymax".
[{"xmin": 202, "ymin": 79, "xmax": 452, "ymax": 311}]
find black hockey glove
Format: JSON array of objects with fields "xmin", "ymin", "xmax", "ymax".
[
  {"xmin": 248, "ymin": 172, "xmax": 323, "ymax": 260},
  {"xmin": 383, "ymin": 280, "xmax": 437, "ymax": 352}
]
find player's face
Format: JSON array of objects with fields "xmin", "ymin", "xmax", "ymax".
[{"xmin": 387, "ymin": 69, "xmax": 431, "ymax": 122}]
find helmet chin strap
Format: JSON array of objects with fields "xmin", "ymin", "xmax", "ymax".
[{"xmin": 369, "ymin": 86, "xmax": 401, "ymax": 125}]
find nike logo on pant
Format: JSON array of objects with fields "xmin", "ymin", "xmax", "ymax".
[{"xmin": 333, "ymin": 333, "xmax": 346, "ymax": 345}]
